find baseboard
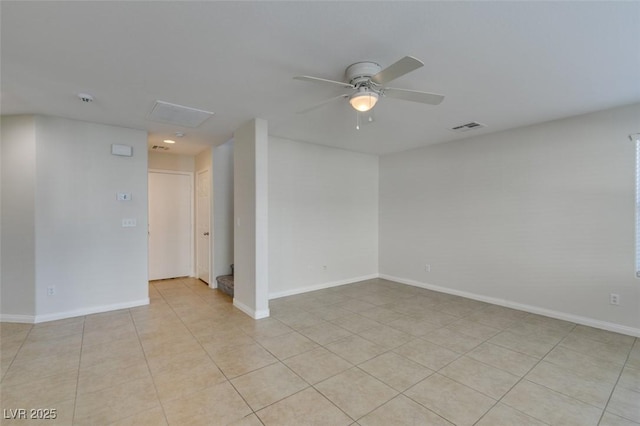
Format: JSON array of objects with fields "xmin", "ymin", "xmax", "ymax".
[
  {"xmin": 379, "ymin": 274, "xmax": 640, "ymax": 338},
  {"xmin": 0, "ymin": 299, "xmax": 149, "ymax": 324},
  {"xmin": 0, "ymin": 314, "xmax": 36, "ymax": 323},
  {"xmin": 269, "ymin": 273, "xmax": 380, "ymax": 300},
  {"xmin": 233, "ymin": 299, "xmax": 270, "ymax": 320}
]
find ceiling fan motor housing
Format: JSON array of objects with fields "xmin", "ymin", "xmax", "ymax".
[{"xmin": 345, "ymin": 62, "xmax": 382, "ymax": 87}]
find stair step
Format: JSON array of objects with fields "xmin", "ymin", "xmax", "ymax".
[{"xmin": 216, "ymin": 275, "xmax": 234, "ymax": 297}]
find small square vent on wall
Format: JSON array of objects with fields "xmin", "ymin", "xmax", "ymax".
[{"xmin": 450, "ymin": 122, "xmax": 486, "ymax": 133}]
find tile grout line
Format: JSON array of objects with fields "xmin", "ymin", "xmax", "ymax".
[
  {"xmin": 347, "ymin": 363, "xmax": 437, "ymax": 424},
  {"xmin": 523, "ymin": 332, "xmax": 635, "ymax": 414},
  {"xmin": 238, "ymin": 316, "xmax": 337, "ymax": 422},
  {"xmin": 276, "ymin": 292, "xmax": 489, "ymax": 423},
  {"xmin": 303, "ymin": 309, "xmax": 453, "ymax": 423},
  {"xmin": 271, "ymin": 285, "xmax": 637, "ymax": 425},
  {"xmin": 246, "ymin": 308, "xmax": 403, "ymax": 423},
  {"xmin": 230, "ymin": 284, "xmax": 636, "ymax": 425},
  {"xmin": 70, "ymin": 317, "xmax": 86, "ymax": 426},
  {"xmin": 346, "ymin": 296, "xmax": 492, "ymax": 422},
  {"xmin": 0, "ymin": 323, "xmax": 34, "ymax": 384},
  {"xmin": 132, "ymin": 281, "xmax": 176, "ymax": 426},
  {"xmin": 470, "ymin": 324, "xmax": 631, "ymax": 424},
  {"xmin": 471, "ymin": 323, "xmax": 580, "ymax": 426},
  {"xmin": 596, "ymin": 336, "xmax": 637, "ymax": 425},
  {"xmin": 5, "ymin": 278, "xmax": 637, "ymax": 425},
  {"xmin": 280, "ymin": 286, "xmax": 604, "ymax": 421},
  {"xmin": 175, "ymin": 278, "xmax": 272, "ymax": 424},
  {"xmin": 393, "ymin": 321, "xmax": 573, "ymax": 425}
]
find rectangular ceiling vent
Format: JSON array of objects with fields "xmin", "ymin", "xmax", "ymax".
[
  {"xmin": 450, "ymin": 122, "xmax": 486, "ymax": 133},
  {"xmin": 151, "ymin": 145, "xmax": 170, "ymax": 151},
  {"xmin": 148, "ymin": 100, "xmax": 214, "ymax": 128}
]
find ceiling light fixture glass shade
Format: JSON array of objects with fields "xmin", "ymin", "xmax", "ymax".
[{"xmin": 349, "ymin": 90, "xmax": 379, "ymax": 112}]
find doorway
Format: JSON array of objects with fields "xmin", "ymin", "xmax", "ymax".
[
  {"xmin": 196, "ymin": 169, "xmax": 211, "ymax": 284},
  {"xmin": 148, "ymin": 170, "xmax": 193, "ymax": 280}
]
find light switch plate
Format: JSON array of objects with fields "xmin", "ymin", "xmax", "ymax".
[{"xmin": 122, "ymin": 218, "xmax": 137, "ymax": 227}]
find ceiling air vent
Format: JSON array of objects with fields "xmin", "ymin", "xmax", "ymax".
[
  {"xmin": 151, "ymin": 145, "xmax": 170, "ymax": 151},
  {"xmin": 450, "ymin": 121, "xmax": 486, "ymax": 133},
  {"xmin": 148, "ymin": 100, "xmax": 214, "ymax": 128}
]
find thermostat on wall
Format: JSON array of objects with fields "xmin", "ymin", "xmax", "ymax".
[{"xmin": 111, "ymin": 144, "xmax": 133, "ymax": 157}]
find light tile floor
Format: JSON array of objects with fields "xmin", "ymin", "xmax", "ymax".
[{"xmin": 1, "ymin": 277, "xmax": 639, "ymax": 425}]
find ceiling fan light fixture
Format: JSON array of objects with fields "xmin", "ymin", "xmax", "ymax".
[{"xmin": 349, "ymin": 90, "xmax": 379, "ymax": 112}]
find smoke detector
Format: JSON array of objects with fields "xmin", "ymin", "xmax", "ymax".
[{"xmin": 77, "ymin": 93, "xmax": 94, "ymax": 103}]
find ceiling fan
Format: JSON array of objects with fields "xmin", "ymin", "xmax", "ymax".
[{"xmin": 294, "ymin": 56, "xmax": 445, "ymax": 116}]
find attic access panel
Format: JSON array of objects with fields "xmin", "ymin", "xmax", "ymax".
[{"xmin": 148, "ymin": 100, "xmax": 214, "ymax": 128}]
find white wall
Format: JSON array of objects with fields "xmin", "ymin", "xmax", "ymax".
[
  {"xmin": 213, "ymin": 140, "xmax": 234, "ymax": 278},
  {"xmin": 195, "ymin": 148, "xmax": 211, "ymax": 173},
  {"xmin": 34, "ymin": 116, "xmax": 149, "ymax": 319},
  {"xmin": 1, "ymin": 115, "xmax": 149, "ymax": 322},
  {"xmin": 380, "ymin": 103, "xmax": 640, "ymax": 334},
  {"xmin": 148, "ymin": 151, "xmax": 195, "ymax": 172},
  {"xmin": 1, "ymin": 116, "xmax": 37, "ymax": 319},
  {"xmin": 234, "ymin": 119, "xmax": 269, "ymax": 318},
  {"xmin": 269, "ymin": 137, "xmax": 379, "ymax": 298}
]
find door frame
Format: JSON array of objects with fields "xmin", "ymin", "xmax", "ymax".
[
  {"xmin": 148, "ymin": 169, "xmax": 195, "ymax": 278},
  {"xmin": 196, "ymin": 167, "xmax": 213, "ymax": 287}
]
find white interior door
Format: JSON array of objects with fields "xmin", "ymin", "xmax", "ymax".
[
  {"xmin": 148, "ymin": 171, "xmax": 192, "ymax": 280},
  {"xmin": 196, "ymin": 169, "xmax": 211, "ymax": 284}
]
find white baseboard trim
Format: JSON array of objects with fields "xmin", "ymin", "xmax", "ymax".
[
  {"xmin": 34, "ymin": 299, "xmax": 150, "ymax": 323},
  {"xmin": 269, "ymin": 273, "xmax": 380, "ymax": 300},
  {"xmin": 0, "ymin": 299, "xmax": 150, "ymax": 324},
  {"xmin": 0, "ymin": 314, "xmax": 36, "ymax": 323},
  {"xmin": 379, "ymin": 274, "xmax": 640, "ymax": 338},
  {"xmin": 233, "ymin": 299, "xmax": 270, "ymax": 320}
]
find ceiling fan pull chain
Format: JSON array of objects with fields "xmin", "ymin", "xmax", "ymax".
[{"xmin": 356, "ymin": 111, "xmax": 360, "ymax": 130}]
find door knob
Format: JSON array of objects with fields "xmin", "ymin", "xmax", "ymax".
[{"xmin": 204, "ymin": 232, "xmax": 210, "ymax": 236}]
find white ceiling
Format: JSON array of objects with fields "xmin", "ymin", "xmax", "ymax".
[{"xmin": 2, "ymin": 1, "xmax": 639, "ymax": 156}]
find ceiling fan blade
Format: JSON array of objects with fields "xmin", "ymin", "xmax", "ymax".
[
  {"xmin": 383, "ymin": 87, "xmax": 444, "ymax": 105},
  {"xmin": 297, "ymin": 94, "xmax": 350, "ymax": 114},
  {"xmin": 371, "ymin": 56, "xmax": 424, "ymax": 85},
  {"xmin": 294, "ymin": 76, "xmax": 354, "ymax": 89}
]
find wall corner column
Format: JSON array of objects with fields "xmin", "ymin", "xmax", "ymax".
[{"xmin": 233, "ymin": 118, "xmax": 269, "ymax": 319}]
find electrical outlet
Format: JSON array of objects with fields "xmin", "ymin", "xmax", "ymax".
[
  {"xmin": 425, "ymin": 264, "xmax": 431, "ymax": 272},
  {"xmin": 610, "ymin": 293, "xmax": 620, "ymax": 305},
  {"xmin": 47, "ymin": 286, "xmax": 56, "ymax": 296}
]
